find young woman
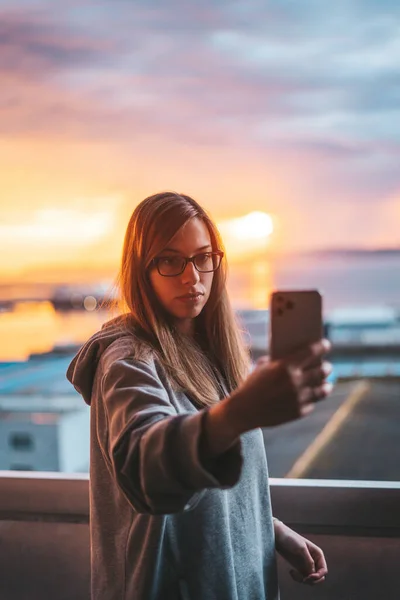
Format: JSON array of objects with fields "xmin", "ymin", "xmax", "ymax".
[{"xmin": 67, "ymin": 192, "xmax": 332, "ymax": 600}]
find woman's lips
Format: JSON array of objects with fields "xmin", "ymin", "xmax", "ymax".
[{"xmin": 176, "ymin": 293, "xmax": 203, "ymax": 303}]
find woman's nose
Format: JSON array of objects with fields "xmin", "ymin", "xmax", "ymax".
[{"xmin": 181, "ymin": 261, "xmax": 200, "ymax": 284}]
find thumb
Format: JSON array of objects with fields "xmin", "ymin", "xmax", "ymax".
[{"xmin": 256, "ymin": 355, "xmax": 270, "ymax": 367}]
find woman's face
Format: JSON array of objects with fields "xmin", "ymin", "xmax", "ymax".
[{"xmin": 149, "ymin": 217, "xmax": 215, "ymax": 335}]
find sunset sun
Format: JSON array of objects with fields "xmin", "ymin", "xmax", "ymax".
[
  {"xmin": 218, "ymin": 211, "xmax": 274, "ymax": 259},
  {"xmin": 230, "ymin": 211, "xmax": 274, "ymax": 240}
]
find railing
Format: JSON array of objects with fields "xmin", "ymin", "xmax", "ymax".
[{"xmin": 1, "ymin": 472, "xmax": 400, "ymax": 600}]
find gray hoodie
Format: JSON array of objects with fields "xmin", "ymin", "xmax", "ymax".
[{"xmin": 67, "ymin": 317, "xmax": 279, "ymax": 600}]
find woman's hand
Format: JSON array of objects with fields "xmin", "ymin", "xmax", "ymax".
[
  {"xmin": 274, "ymin": 520, "xmax": 328, "ymax": 585},
  {"xmin": 201, "ymin": 339, "xmax": 333, "ymax": 459},
  {"xmin": 226, "ymin": 339, "xmax": 333, "ymax": 434}
]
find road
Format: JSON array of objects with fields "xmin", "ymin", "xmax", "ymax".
[{"xmin": 263, "ymin": 379, "xmax": 400, "ymax": 481}]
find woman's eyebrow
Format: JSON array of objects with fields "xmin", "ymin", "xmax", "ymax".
[{"xmin": 162, "ymin": 245, "xmax": 212, "ymax": 253}]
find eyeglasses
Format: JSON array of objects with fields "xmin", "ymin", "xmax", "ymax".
[{"xmin": 151, "ymin": 251, "xmax": 224, "ymax": 277}]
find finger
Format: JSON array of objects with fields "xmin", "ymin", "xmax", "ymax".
[
  {"xmin": 303, "ymin": 575, "xmax": 326, "ymax": 585},
  {"xmin": 302, "ymin": 339, "xmax": 331, "ymax": 368},
  {"xmin": 308, "ymin": 545, "xmax": 328, "ymax": 576},
  {"xmin": 288, "ymin": 362, "xmax": 332, "ymax": 392},
  {"xmin": 300, "ymin": 403, "xmax": 315, "ymax": 417},
  {"xmin": 295, "ymin": 545, "xmax": 316, "ymax": 578},
  {"xmin": 256, "ymin": 355, "xmax": 270, "ymax": 367},
  {"xmin": 291, "ymin": 570, "xmax": 326, "ymax": 585},
  {"xmin": 300, "ymin": 382, "xmax": 333, "ymax": 405},
  {"xmin": 286, "ymin": 364, "xmax": 304, "ymax": 388},
  {"xmin": 302, "ymin": 362, "xmax": 332, "ymax": 388},
  {"xmin": 288, "ymin": 339, "xmax": 331, "ymax": 369}
]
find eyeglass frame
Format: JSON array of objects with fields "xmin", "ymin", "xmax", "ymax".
[{"xmin": 150, "ymin": 250, "xmax": 224, "ymax": 277}]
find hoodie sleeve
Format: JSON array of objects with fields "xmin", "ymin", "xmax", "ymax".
[{"xmin": 101, "ymin": 356, "xmax": 243, "ymax": 515}]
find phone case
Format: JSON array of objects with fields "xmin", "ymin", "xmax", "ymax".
[{"xmin": 269, "ymin": 290, "xmax": 323, "ymax": 360}]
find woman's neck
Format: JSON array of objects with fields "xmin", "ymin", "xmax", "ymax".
[{"xmin": 176, "ymin": 318, "xmax": 194, "ymax": 336}]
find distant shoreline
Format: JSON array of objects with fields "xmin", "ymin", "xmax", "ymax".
[
  {"xmin": 1, "ymin": 247, "xmax": 400, "ymax": 290},
  {"xmin": 309, "ymin": 248, "xmax": 400, "ymax": 257},
  {"xmin": 274, "ymin": 247, "xmax": 400, "ymax": 260}
]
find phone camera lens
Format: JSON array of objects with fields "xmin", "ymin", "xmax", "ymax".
[
  {"xmin": 286, "ymin": 300, "xmax": 294, "ymax": 310},
  {"xmin": 277, "ymin": 308, "xmax": 283, "ymax": 316}
]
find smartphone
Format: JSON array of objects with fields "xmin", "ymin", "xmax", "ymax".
[{"xmin": 269, "ymin": 290, "xmax": 323, "ymax": 361}]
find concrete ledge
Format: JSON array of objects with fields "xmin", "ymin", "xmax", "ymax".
[
  {"xmin": 0, "ymin": 471, "xmax": 89, "ymax": 521},
  {"xmin": 270, "ymin": 478, "xmax": 400, "ymax": 536},
  {"xmin": 1, "ymin": 472, "xmax": 400, "ymax": 533},
  {"xmin": 1, "ymin": 474, "xmax": 400, "ymax": 600}
]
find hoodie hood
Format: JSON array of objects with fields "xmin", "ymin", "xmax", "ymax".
[{"xmin": 66, "ymin": 315, "xmax": 133, "ymax": 405}]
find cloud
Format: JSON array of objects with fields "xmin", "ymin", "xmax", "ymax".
[
  {"xmin": 0, "ymin": 0, "xmax": 399, "ymax": 214},
  {"xmin": 0, "ymin": 7, "xmax": 114, "ymax": 78},
  {"xmin": 2, "ymin": 2, "xmax": 400, "ymax": 142}
]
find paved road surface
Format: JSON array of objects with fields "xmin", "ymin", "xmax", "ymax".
[{"xmin": 263, "ymin": 379, "xmax": 400, "ymax": 481}]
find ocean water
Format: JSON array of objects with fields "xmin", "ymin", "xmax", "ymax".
[
  {"xmin": 272, "ymin": 252, "xmax": 400, "ymax": 312},
  {"xmin": 0, "ymin": 252, "xmax": 399, "ymax": 361},
  {"xmin": 229, "ymin": 252, "xmax": 400, "ymax": 312}
]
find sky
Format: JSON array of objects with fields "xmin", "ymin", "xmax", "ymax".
[{"xmin": 1, "ymin": 0, "xmax": 400, "ymax": 282}]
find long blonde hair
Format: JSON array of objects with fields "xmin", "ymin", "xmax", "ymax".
[{"xmin": 115, "ymin": 191, "xmax": 250, "ymax": 407}]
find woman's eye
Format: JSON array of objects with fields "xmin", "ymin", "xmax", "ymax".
[
  {"xmin": 197, "ymin": 253, "xmax": 211, "ymax": 264},
  {"xmin": 160, "ymin": 257, "xmax": 180, "ymax": 266}
]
